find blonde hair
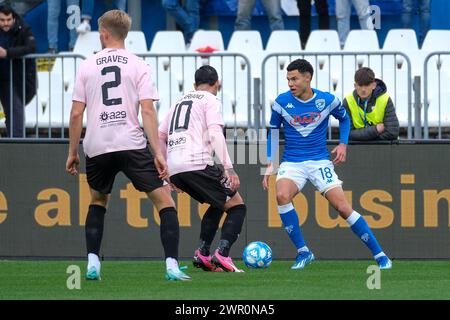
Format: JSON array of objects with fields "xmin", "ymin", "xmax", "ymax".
[{"xmin": 98, "ymin": 10, "xmax": 131, "ymax": 40}]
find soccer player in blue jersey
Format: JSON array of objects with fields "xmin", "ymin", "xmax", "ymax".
[{"xmin": 262, "ymin": 59, "xmax": 392, "ymax": 270}]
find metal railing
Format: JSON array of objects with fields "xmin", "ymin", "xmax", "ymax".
[
  {"xmin": 5, "ymin": 50, "xmax": 450, "ymax": 141},
  {"xmin": 261, "ymin": 51, "xmax": 413, "ymax": 139},
  {"xmin": 423, "ymin": 51, "xmax": 450, "ymax": 139},
  {"xmin": 137, "ymin": 52, "xmax": 253, "ymax": 136},
  {"xmin": 0, "ymin": 52, "xmax": 252, "ymax": 139}
]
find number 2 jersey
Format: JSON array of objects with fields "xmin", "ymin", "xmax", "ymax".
[
  {"xmin": 72, "ymin": 48, "xmax": 159, "ymax": 158},
  {"xmin": 158, "ymin": 90, "xmax": 228, "ymax": 177}
]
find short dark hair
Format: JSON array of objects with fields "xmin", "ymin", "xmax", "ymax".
[
  {"xmin": 0, "ymin": 4, "xmax": 14, "ymax": 16},
  {"xmin": 195, "ymin": 65, "xmax": 219, "ymax": 86},
  {"xmin": 286, "ymin": 59, "xmax": 314, "ymax": 78},
  {"xmin": 354, "ymin": 67, "xmax": 375, "ymax": 86}
]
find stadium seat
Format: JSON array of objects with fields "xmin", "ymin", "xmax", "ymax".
[
  {"xmin": 224, "ymin": 31, "xmax": 263, "ymax": 127},
  {"xmin": 73, "ymin": 31, "xmax": 102, "ymax": 58},
  {"xmin": 150, "ymin": 31, "xmax": 186, "ymax": 53},
  {"xmin": 422, "ymin": 30, "xmax": 450, "ymax": 129},
  {"xmin": 381, "ymin": 29, "xmax": 419, "ymax": 127},
  {"xmin": 304, "ymin": 30, "xmax": 342, "ymax": 99},
  {"xmin": 262, "ymin": 31, "xmax": 303, "ymax": 126},
  {"xmin": 422, "ymin": 30, "xmax": 450, "ymax": 51},
  {"xmin": 125, "ymin": 31, "xmax": 148, "ymax": 54},
  {"xmin": 344, "ymin": 30, "xmax": 380, "ymax": 51},
  {"xmin": 228, "ymin": 30, "xmax": 264, "ymax": 78},
  {"xmin": 188, "ymin": 30, "xmax": 224, "ymax": 53},
  {"xmin": 147, "ymin": 31, "xmax": 187, "ymax": 122},
  {"xmin": 305, "ymin": 30, "xmax": 341, "ymax": 52}
]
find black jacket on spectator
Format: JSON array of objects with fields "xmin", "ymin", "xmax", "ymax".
[
  {"xmin": 343, "ymin": 79, "xmax": 400, "ymax": 141},
  {"xmin": 0, "ymin": 12, "xmax": 36, "ymax": 104}
]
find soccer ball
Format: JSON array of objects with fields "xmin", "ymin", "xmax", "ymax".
[{"xmin": 242, "ymin": 241, "xmax": 272, "ymax": 268}]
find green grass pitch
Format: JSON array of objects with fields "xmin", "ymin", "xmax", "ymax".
[{"xmin": 1, "ymin": 260, "xmax": 449, "ymax": 300}]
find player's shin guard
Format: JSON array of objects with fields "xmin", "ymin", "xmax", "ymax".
[
  {"xmin": 85, "ymin": 204, "xmax": 106, "ymax": 256},
  {"xmin": 278, "ymin": 203, "xmax": 307, "ymax": 251},
  {"xmin": 219, "ymin": 204, "xmax": 247, "ymax": 257},
  {"xmin": 199, "ymin": 206, "xmax": 224, "ymax": 256},
  {"xmin": 159, "ymin": 207, "xmax": 179, "ymax": 260},
  {"xmin": 346, "ymin": 211, "xmax": 383, "ymax": 256}
]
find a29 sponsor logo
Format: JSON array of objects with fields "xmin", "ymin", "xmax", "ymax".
[
  {"xmin": 99, "ymin": 111, "xmax": 127, "ymax": 122},
  {"xmin": 168, "ymin": 137, "xmax": 186, "ymax": 147},
  {"xmin": 289, "ymin": 112, "xmax": 321, "ymax": 125}
]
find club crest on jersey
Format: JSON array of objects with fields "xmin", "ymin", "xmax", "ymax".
[
  {"xmin": 289, "ymin": 112, "xmax": 321, "ymax": 126},
  {"xmin": 315, "ymin": 99, "xmax": 326, "ymax": 111}
]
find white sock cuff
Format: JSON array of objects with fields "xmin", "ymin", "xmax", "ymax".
[
  {"xmin": 374, "ymin": 252, "xmax": 386, "ymax": 260},
  {"xmin": 297, "ymin": 246, "xmax": 309, "ymax": 253},
  {"xmin": 346, "ymin": 211, "xmax": 361, "ymax": 226},
  {"xmin": 88, "ymin": 253, "xmax": 99, "ymax": 263},
  {"xmin": 166, "ymin": 257, "xmax": 179, "ymax": 270},
  {"xmin": 278, "ymin": 203, "xmax": 295, "ymax": 214}
]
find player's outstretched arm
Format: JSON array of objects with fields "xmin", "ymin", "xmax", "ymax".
[
  {"xmin": 141, "ymin": 99, "xmax": 168, "ymax": 181},
  {"xmin": 66, "ymin": 101, "xmax": 86, "ymax": 176}
]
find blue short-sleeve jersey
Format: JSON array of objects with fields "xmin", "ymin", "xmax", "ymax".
[{"xmin": 268, "ymin": 88, "xmax": 350, "ymax": 163}]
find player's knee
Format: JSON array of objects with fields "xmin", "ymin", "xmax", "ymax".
[{"xmin": 276, "ymin": 192, "xmax": 292, "ymax": 205}]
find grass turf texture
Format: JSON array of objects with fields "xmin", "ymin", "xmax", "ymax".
[{"xmin": 1, "ymin": 260, "xmax": 449, "ymax": 300}]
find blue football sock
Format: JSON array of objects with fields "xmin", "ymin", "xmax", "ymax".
[
  {"xmin": 278, "ymin": 203, "xmax": 306, "ymax": 251},
  {"xmin": 347, "ymin": 211, "xmax": 382, "ymax": 257}
]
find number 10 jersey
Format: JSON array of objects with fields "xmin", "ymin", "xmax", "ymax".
[{"xmin": 158, "ymin": 90, "xmax": 225, "ymax": 176}]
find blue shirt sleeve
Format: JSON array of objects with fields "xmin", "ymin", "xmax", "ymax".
[
  {"xmin": 330, "ymin": 97, "xmax": 350, "ymax": 144},
  {"xmin": 267, "ymin": 102, "xmax": 283, "ymax": 161}
]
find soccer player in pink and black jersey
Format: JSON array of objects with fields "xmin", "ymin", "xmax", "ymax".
[
  {"xmin": 66, "ymin": 10, "xmax": 190, "ymax": 281},
  {"xmin": 159, "ymin": 66, "xmax": 247, "ymax": 272}
]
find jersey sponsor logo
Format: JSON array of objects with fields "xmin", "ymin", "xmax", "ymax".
[
  {"xmin": 168, "ymin": 137, "xmax": 187, "ymax": 148},
  {"xmin": 315, "ymin": 99, "xmax": 326, "ymax": 111},
  {"xmin": 285, "ymin": 103, "xmax": 295, "ymax": 109},
  {"xmin": 289, "ymin": 112, "xmax": 321, "ymax": 126},
  {"xmin": 99, "ymin": 110, "xmax": 127, "ymax": 122}
]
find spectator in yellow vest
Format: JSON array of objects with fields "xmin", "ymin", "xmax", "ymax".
[{"xmin": 343, "ymin": 67, "xmax": 399, "ymax": 141}]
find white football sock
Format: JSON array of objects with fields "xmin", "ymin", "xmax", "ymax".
[
  {"xmin": 166, "ymin": 257, "xmax": 179, "ymax": 271},
  {"xmin": 87, "ymin": 253, "xmax": 100, "ymax": 271}
]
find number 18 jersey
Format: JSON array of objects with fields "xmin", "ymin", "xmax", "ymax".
[
  {"xmin": 158, "ymin": 90, "xmax": 225, "ymax": 176},
  {"xmin": 73, "ymin": 48, "xmax": 159, "ymax": 158}
]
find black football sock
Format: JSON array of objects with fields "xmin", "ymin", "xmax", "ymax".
[
  {"xmin": 85, "ymin": 204, "xmax": 106, "ymax": 256},
  {"xmin": 218, "ymin": 204, "xmax": 247, "ymax": 257},
  {"xmin": 199, "ymin": 206, "xmax": 224, "ymax": 256},
  {"xmin": 159, "ymin": 207, "xmax": 179, "ymax": 260}
]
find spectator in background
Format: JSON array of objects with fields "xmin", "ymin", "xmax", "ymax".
[
  {"xmin": 343, "ymin": 67, "xmax": 399, "ymax": 141},
  {"xmin": 235, "ymin": 0, "xmax": 284, "ymax": 31},
  {"xmin": 47, "ymin": 0, "xmax": 79, "ymax": 53},
  {"xmin": 402, "ymin": 0, "xmax": 431, "ymax": 46},
  {"xmin": 335, "ymin": 0, "xmax": 370, "ymax": 47},
  {"xmin": 0, "ymin": 4, "xmax": 36, "ymax": 138},
  {"xmin": 162, "ymin": 0, "xmax": 199, "ymax": 45},
  {"xmin": 77, "ymin": 0, "xmax": 127, "ymax": 34},
  {"xmin": 297, "ymin": 0, "xmax": 329, "ymax": 49}
]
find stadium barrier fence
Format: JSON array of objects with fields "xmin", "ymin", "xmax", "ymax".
[
  {"xmin": 261, "ymin": 51, "xmax": 413, "ymax": 139},
  {"xmin": 3, "ymin": 50, "xmax": 450, "ymax": 139},
  {"xmin": 423, "ymin": 51, "xmax": 450, "ymax": 139}
]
